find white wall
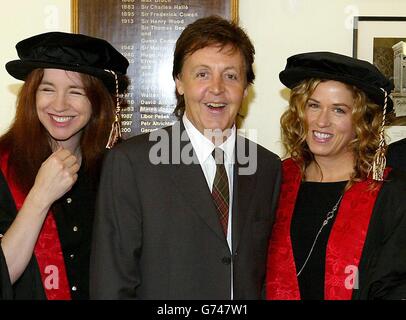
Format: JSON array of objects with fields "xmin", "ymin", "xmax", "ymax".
[
  {"xmin": 0, "ymin": 1, "xmax": 70, "ymax": 133},
  {"xmin": 238, "ymin": 0, "xmax": 406, "ymax": 155},
  {"xmin": 1, "ymin": 0, "xmax": 405, "ymax": 156}
]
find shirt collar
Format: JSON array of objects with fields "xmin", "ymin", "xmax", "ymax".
[{"xmin": 182, "ymin": 114, "xmax": 236, "ymax": 164}]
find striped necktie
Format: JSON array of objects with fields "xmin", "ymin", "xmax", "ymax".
[{"xmin": 211, "ymin": 148, "xmax": 229, "ymax": 235}]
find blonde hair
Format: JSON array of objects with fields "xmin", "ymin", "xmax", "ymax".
[{"xmin": 280, "ymin": 78, "xmax": 384, "ymax": 189}]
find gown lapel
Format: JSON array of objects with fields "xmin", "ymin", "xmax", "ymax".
[
  {"xmin": 266, "ymin": 158, "xmax": 301, "ymax": 299},
  {"xmin": 0, "ymin": 153, "xmax": 71, "ymax": 300},
  {"xmin": 325, "ymin": 169, "xmax": 389, "ymax": 299}
]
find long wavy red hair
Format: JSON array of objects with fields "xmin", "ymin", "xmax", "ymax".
[{"xmin": 0, "ymin": 69, "xmax": 122, "ymax": 193}]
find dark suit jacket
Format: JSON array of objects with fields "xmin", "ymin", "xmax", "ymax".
[
  {"xmin": 90, "ymin": 121, "xmax": 281, "ymax": 299},
  {"xmin": 387, "ymin": 138, "xmax": 406, "ymax": 172}
]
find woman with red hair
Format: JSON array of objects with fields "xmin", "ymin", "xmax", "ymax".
[{"xmin": 0, "ymin": 31, "xmax": 129, "ymax": 299}]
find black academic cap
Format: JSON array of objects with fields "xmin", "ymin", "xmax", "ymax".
[
  {"xmin": 6, "ymin": 31, "xmax": 129, "ymax": 93},
  {"xmin": 279, "ymin": 51, "xmax": 394, "ymax": 111}
]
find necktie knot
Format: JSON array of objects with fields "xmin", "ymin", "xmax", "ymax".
[{"xmin": 212, "ymin": 147, "xmax": 225, "ymax": 165}]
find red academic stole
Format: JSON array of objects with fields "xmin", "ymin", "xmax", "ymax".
[
  {"xmin": 265, "ymin": 158, "xmax": 389, "ymax": 300},
  {"xmin": 0, "ymin": 154, "xmax": 71, "ymax": 300}
]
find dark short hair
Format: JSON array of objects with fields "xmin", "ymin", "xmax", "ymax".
[{"xmin": 172, "ymin": 15, "xmax": 255, "ymax": 118}]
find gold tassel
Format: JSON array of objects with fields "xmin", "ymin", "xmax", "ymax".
[
  {"xmin": 372, "ymin": 88, "xmax": 388, "ymax": 181},
  {"xmin": 372, "ymin": 146, "xmax": 386, "ymax": 181},
  {"xmin": 105, "ymin": 69, "xmax": 122, "ymax": 149},
  {"xmin": 106, "ymin": 114, "xmax": 122, "ymax": 149}
]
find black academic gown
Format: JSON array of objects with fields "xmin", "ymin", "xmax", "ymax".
[
  {"xmin": 354, "ymin": 169, "xmax": 406, "ymax": 299},
  {"xmin": 387, "ymin": 138, "xmax": 406, "ymax": 172},
  {"xmin": 0, "ymin": 246, "xmax": 12, "ymax": 299},
  {"xmin": 294, "ymin": 170, "xmax": 406, "ymax": 299},
  {"xmin": 266, "ymin": 158, "xmax": 406, "ymax": 300},
  {"xmin": 0, "ymin": 167, "xmax": 97, "ymax": 300}
]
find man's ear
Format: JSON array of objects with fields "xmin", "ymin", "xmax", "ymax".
[{"xmin": 175, "ymin": 76, "xmax": 184, "ymax": 95}]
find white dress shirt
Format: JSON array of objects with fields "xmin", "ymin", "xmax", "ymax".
[
  {"xmin": 183, "ymin": 115, "xmax": 236, "ymax": 299},
  {"xmin": 183, "ymin": 115, "xmax": 235, "ymax": 250}
]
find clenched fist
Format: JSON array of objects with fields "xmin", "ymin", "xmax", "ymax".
[{"xmin": 30, "ymin": 147, "xmax": 80, "ymax": 208}]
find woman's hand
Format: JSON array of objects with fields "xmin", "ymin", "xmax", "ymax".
[
  {"xmin": 30, "ymin": 147, "xmax": 80, "ymax": 209},
  {"xmin": 1, "ymin": 147, "xmax": 81, "ymax": 284}
]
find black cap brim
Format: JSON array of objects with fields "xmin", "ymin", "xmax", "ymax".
[
  {"xmin": 279, "ymin": 68, "xmax": 393, "ymax": 111},
  {"xmin": 279, "ymin": 52, "xmax": 394, "ymax": 112},
  {"xmin": 5, "ymin": 59, "xmax": 125, "ymax": 93}
]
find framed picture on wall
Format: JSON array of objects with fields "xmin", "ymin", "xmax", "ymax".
[
  {"xmin": 353, "ymin": 16, "xmax": 406, "ymax": 78},
  {"xmin": 353, "ymin": 16, "xmax": 406, "ymax": 143}
]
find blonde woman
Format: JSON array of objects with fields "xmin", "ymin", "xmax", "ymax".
[{"xmin": 266, "ymin": 52, "xmax": 406, "ymax": 300}]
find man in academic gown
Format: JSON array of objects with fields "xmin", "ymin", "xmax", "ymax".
[{"xmin": 90, "ymin": 16, "xmax": 281, "ymax": 299}]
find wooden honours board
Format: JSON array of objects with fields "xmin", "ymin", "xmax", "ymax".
[{"xmin": 72, "ymin": 0, "xmax": 238, "ymax": 139}]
